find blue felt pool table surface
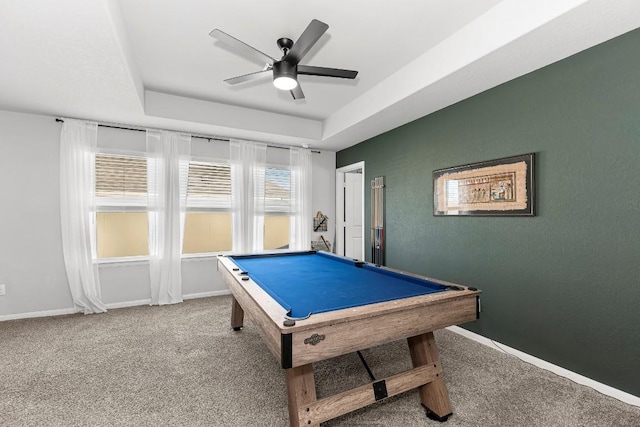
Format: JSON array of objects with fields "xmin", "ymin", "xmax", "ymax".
[{"xmin": 228, "ymin": 251, "xmax": 450, "ymax": 318}]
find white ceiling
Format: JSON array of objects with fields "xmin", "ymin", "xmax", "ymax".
[{"xmin": 2, "ymin": 0, "xmax": 640, "ymax": 151}]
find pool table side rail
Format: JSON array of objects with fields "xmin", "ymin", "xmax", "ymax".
[
  {"xmin": 218, "ymin": 258, "xmax": 288, "ymax": 362},
  {"xmin": 287, "ymin": 294, "xmax": 478, "ymax": 368}
]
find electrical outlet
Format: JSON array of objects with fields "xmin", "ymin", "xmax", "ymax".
[{"xmin": 0, "ymin": 284, "xmax": 5, "ymax": 296}]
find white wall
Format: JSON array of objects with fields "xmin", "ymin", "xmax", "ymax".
[
  {"xmin": 311, "ymin": 147, "xmax": 336, "ymax": 249},
  {"xmin": 0, "ymin": 110, "xmax": 336, "ymax": 318}
]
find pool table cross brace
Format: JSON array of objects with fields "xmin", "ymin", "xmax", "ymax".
[{"xmin": 286, "ymin": 331, "xmax": 451, "ymax": 426}]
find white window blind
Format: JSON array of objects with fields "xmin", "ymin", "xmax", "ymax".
[
  {"xmin": 265, "ymin": 167, "xmax": 291, "ymax": 213},
  {"xmin": 183, "ymin": 160, "xmax": 234, "ymax": 254},
  {"xmin": 94, "ymin": 153, "xmax": 149, "ymax": 258},
  {"xmin": 186, "ymin": 161, "xmax": 232, "ymax": 209},
  {"xmin": 95, "ymin": 153, "xmax": 147, "ymax": 207}
]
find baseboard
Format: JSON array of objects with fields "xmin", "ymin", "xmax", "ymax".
[
  {"xmin": 104, "ymin": 299, "xmax": 151, "ymax": 309},
  {"xmin": 106, "ymin": 290, "xmax": 231, "ymax": 308},
  {"xmin": 446, "ymin": 326, "xmax": 640, "ymax": 407},
  {"xmin": 183, "ymin": 289, "xmax": 231, "ymax": 299},
  {"xmin": 0, "ymin": 290, "xmax": 232, "ymax": 322},
  {"xmin": 0, "ymin": 307, "xmax": 77, "ymax": 322}
]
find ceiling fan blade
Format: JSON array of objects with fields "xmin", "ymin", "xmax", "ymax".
[
  {"xmin": 283, "ymin": 19, "xmax": 328, "ymax": 65},
  {"xmin": 224, "ymin": 68, "xmax": 272, "ymax": 85},
  {"xmin": 297, "ymin": 65, "xmax": 358, "ymax": 79},
  {"xmin": 290, "ymin": 84, "xmax": 305, "ymax": 100},
  {"xmin": 209, "ymin": 29, "xmax": 276, "ymax": 65}
]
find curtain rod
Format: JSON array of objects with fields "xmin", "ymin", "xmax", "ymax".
[{"xmin": 55, "ymin": 118, "xmax": 320, "ymax": 153}]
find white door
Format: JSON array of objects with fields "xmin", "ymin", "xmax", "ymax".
[{"xmin": 344, "ymin": 172, "xmax": 363, "ymax": 260}]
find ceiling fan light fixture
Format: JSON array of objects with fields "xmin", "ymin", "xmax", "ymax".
[
  {"xmin": 273, "ymin": 76, "xmax": 298, "ymax": 90},
  {"xmin": 273, "ymin": 61, "xmax": 298, "ymax": 90}
]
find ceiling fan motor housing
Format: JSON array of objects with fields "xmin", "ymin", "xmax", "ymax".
[{"xmin": 273, "ymin": 60, "xmax": 298, "ymax": 89}]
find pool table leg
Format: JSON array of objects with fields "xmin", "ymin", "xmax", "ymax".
[
  {"xmin": 285, "ymin": 364, "xmax": 318, "ymax": 427},
  {"xmin": 408, "ymin": 332, "xmax": 452, "ymax": 422},
  {"xmin": 231, "ymin": 296, "xmax": 244, "ymax": 331}
]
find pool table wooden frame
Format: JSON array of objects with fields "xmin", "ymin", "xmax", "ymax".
[{"xmin": 217, "ymin": 252, "xmax": 481, "ymax": 426}]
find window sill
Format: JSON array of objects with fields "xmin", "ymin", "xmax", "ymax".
[
  {"xmin": 182, "ymin": 252, "xmax": 231, "ymax": 261},
  {"xmin": 95, "ymin": 252, "xmax": 232, "ymax": 266},
  {"xmin": 94, "ymin": 250, "xmax": 296, "ymax": 266},
  {"xmin": 95, "ymin": 256, "xmax": 149, "ymax": 267}
]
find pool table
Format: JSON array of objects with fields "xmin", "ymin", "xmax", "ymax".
[{"xmin": 217, "ymin": 251, "xmax": 481, "ymax": 426}]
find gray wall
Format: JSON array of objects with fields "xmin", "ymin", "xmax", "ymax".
[
  {"xmin": 0, "ymin": 110, "xmax": 336, "ymax": 317},
  {"xmin": 0, "ymin": 112, "xmax": 72, "ymax": 314},
  {"xmin": 337, "ymin": 29, "xmax": 640, "ymax": 396}
]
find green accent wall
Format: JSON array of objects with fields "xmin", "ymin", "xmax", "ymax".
[{"xmin": 337, "ymin": 29, "xmax": 640, "ymax": 396}]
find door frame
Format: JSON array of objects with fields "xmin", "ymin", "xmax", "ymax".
[{"xmin": 336, "ymin": 161, "xmax": 365, "ymax": 259}]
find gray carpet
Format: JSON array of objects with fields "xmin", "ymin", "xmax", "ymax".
[{"xmin": 1, "ymin": 296, "xmax": 638, "ymax": 426}]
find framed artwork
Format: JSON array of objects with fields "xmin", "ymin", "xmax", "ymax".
[{"xmin": 433, "ymin": 153, "xmax": 535, "ymax": 216}]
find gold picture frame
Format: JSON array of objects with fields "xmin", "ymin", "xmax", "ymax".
[{"xmin": 433, "ymin": 153, "xmax": 535, "ymax": 216}]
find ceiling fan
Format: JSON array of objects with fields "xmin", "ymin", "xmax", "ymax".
[{"xmin": 209, "ymin": 19, "xmax": 358, "ymax": 100}]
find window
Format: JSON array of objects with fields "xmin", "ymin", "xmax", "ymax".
[
  {"xmin": 182, "ymin": 161, "xmax": 233, "ymax": 254},
  {"xmin": 95, "ymin": 153, "xmax": 149, "ymax": 258},
  {"xmin": 93, "ymin": 148, "xmax": 296, "ymax": 257},
  {"xmin": 264, "ymin": 166, "xmax": 291, "ymax": 250}
]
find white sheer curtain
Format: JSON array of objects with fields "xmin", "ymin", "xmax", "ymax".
[
  {"xmin": 59, "ymin": 119, "xmax": 106, "ymax": 314},
  {"xmin": 230, "ymin": 140, "xmax": 267, "ymax": 254},
  {"xmin": 146, "ymin": 130, "xmax": 191, "ymax": 305},
  {"xmin": 289, "ymin": 148, "xmax": 313, "ymax": 251}
]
